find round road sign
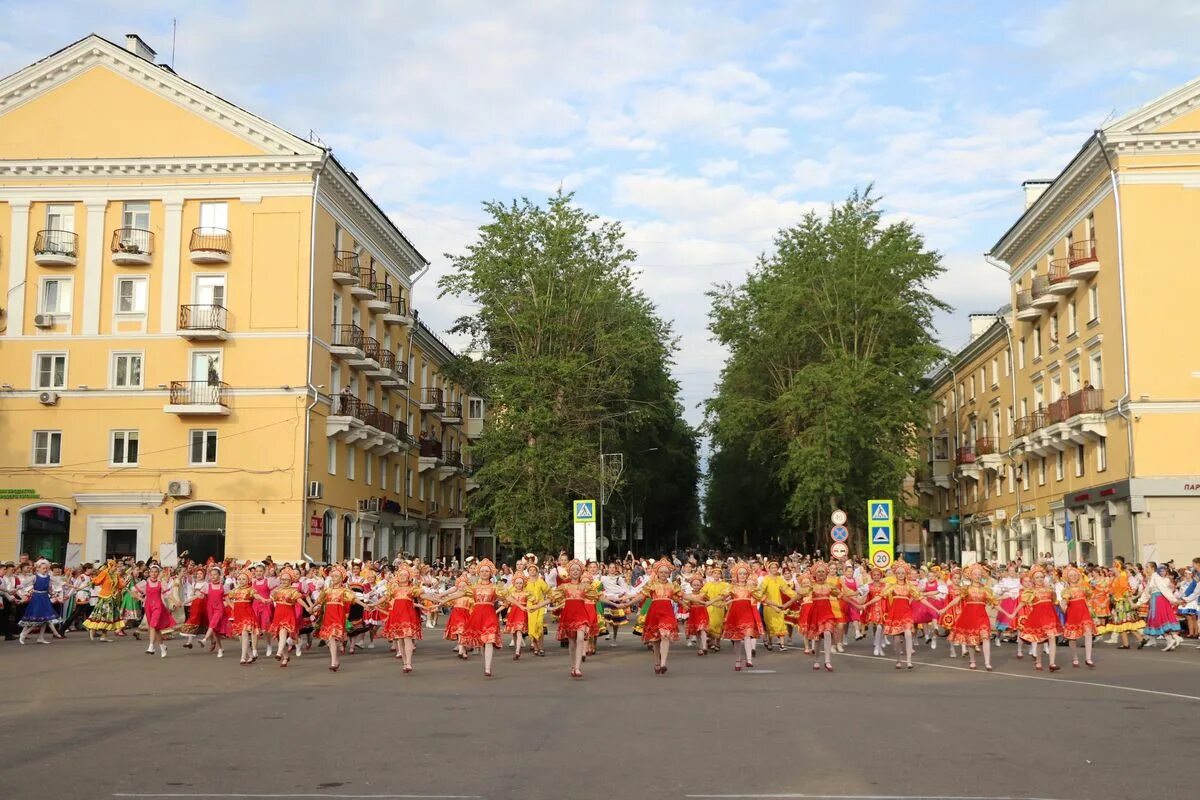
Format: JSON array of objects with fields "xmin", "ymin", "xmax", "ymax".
[
  {"xmin": 830, "ymin": 542, "xmax": 849, "ymax": 559},
  {"xmin": 831, "ymin": 509, "xmax": 847, "ymax": 526},
  {"xmin": 830, "ymin": 525, "xmax": 849, "ymax": 542},
  {"xmin": 871, "ymin": 550, "xmax": 893, "ymax": 569}
]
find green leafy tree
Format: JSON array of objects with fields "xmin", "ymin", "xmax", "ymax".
[
  {"xmin": 705, "ymin": 188, "xmax": 947, "ymax": 547},
  {"xmin": 439, "ymin": 192, "xmax": 698, "ymax": 552}
]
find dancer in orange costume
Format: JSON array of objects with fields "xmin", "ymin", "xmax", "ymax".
[
  {"xmin": 442, "ymin": 574, "xmax": 474, "ymax": 659},
  {"xmin": 623, "ymin": 559, "xmax": 683, "ymax": 675},
  {"xmin": 315, "ymin": 566, "xmax": 366, "ymax": 673},
  {"xmin": 939, "ymin": 564, "xmax": 997, "ymax": 671},
  {"xmin": 439, "ymin": 559, "xmax": 503, "ymax": 678},
  {"xmin": 1018, "ymin": 568, "xmax": 1062, "ymax": 672},
  {"xmin": 719, "ymin": 562, "xmax": 765, "ymax": 671},
  {"xmin": 378, "ymin": 565, "xmax": 440, "ymax": 673},
  {"xmin": 1060, "ymin": 566, "xmax": 1097, "ymax": 668},
  {"xmin": 532, "ymin": 559, "xmax": 597, "ymax": 678}
]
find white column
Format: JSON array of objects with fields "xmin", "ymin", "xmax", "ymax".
[
  {"xmin": 7, "ymin": 201, "xmax": 30, "ymax": 331},
  {"xmin": 160, "ymin": 200, "xmax": 184, "ymax": 333},
  {"xmin": 81, "ymin": 201, "xmax": 106, "ymax": 334}
]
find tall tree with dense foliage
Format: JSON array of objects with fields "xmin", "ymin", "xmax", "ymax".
[
  {"xmin": 705, "ymin": 189, "xmax": 947, "ymax": 549},
  {"xmin": 439, "ymin": 192, "xmax": 698, "ymax": 552}
]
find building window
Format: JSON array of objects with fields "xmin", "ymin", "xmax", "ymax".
[
  {"xmin": 407, "ymin": 468, "xmax": 413, "ymax": 498},
  {"xmin": 365, "ymin": 452, "xmax": 373, "ymax": 486},
  {"xmin": 116, "ymin": 277, "xmax": 148, "ymax": 314},
  {"xmin": 111, "ymin": 430, "xmax": 139, "ymax": 466},
  {"xmin": 1033, "ymin": 327, "xmax": 1042, "ymax": 359},
  {"xmin": 1089, "ymin": 353, "xmax": 1103, "ymax": 389},
  {"xmin": 1088, "ymin": 285, "xmax": 1099, "ymax": 323},
  {"xmin": 1007, "ymin": 465, "xmax": 1015, "ymax": 494},
  {"xmin": 347, "ymin": 445, "xmax": 356, "ymax": 481},
  {"xmin": 1048, "ymin": 314, "xmax": 1059, "ymax": 349},
  {"xmin": 1021, "ymin": 464, "xmax": 1029, "ymax": 491},
  {"xmin": 32, "ymin": 430, "xmax": 62, "ymax": 466},
  {"xmin": 189, "ymin": 429, "xmax": 217, "ymax": 466},
  {"xmin": 1055, "ymin": 451, "xmax": 1064, "ymax": 481},
  {"xmin": 1038, "ymin": 457, "xmax": 1046, "ymax": 486},
  {"xmin": 1067, "ymin": 300, "xmax": 1078, "ymax": 336},
  {"xmin": 1018, "ymin": 338, "xmax": 1026, "ymax": 369},
  {"xmin": 991, "ymin": 357, "xmax": 999, "ymax": 387},
  {"xmin": 1006, "ymin": 406, "xmax": 1014, "ymax": 436},
  {"xmin": 1075, "ymin": 444, "xmax": 1086, "ymax": 477},
  {"xmin": 199, "ymin": 201, "xmax": 228, "ymax": 232},
  {"xmin": 469, "ymin": 398, "xmax": 484, "ymax": 419},
  {"xmin": 40, "ymin": 277, "xmax": 73, "ymax": 315},
  {"xmin": 394, "ymin": 464, "xmax": 402, "ymax": 494},
  {"xmin": 34, "ymin": 353, "xmax": 67, "ymax": 389},
  {"xmin": 111, "ymin": 352, "xmax": 143, "ymax": 389},
  {"xmin": 1097, "ymin": 438, "xmax": 1108, "ymax": 472},
  {"xmin": 122, "ymin": 201, "xmax": 151, "ymax": 230},
  {"xmin": 327, "ymin": 440, "xmax": 337, "ymax": 476}
]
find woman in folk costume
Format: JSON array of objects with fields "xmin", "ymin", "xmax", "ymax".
[
  {"xmin": 524, "ymin": 561, "xmax": 550, "ymax": 657},
  {"xmin": 839, "ymin": 563, "xmax": 865, "ymax": 643},
  {"xmin": 584, "ymin": 561, "xmax": 607, "ymax": 656},
  {"xmin": 1018, "ymin": 567, "xmax": 1062, "ymax": 672},
  {"xmin": 199, "ymin": 565, "xmax": 229, "ymax": 658},
  {"xmin": 793, "ymin": 572, "xmax": 815, "ymax": 655},
  {"xmin": 861, "ymin": 567, "xmax": 889, "ymax": 657},
  {"xmin": 83, "ymin": 560, "xmax": 126, "ymax": 641},
  {"xmin": 600, "ymin": 561, "xmax": 630, "ymax": 647},
  {"xmin": 939, "ymin": 564, "xmax": 997, "ymax": 671},
  {"xmin": 132, "ymin": 564, "xmax": 176, "ymax": 658},
  {"xmin": 683, "ymin": 574, "xmax": 716, "ymax": 656},
  {"xmin": 315, "ymin": 565, "xmax": 366, "ymax": 672},
  {"xmin": 701, "ymin": 564, "xmax": 729, "ymax": 652},
  {"xmin": 993, "ymin": 566, "xmax": 1022, "ymax": 645},
  {"xmin": 878, "ymin": 561, "xmax": 937, "ymax": 670},
  {"xmin": 268, "ymin": 568, "xmax": 308, "ymax": 667},
  {"xmin": 1059, "ymin": 566, "xmax": 1097, "ymax": 667},
  {"xmin": 1138, "ymin": 562, "xmax": 1184, "ymax": 651},
  {"xmin": 442, "ymin": 573, "xmax": 474, "ymax": 659},
  {"xmin": 250, "ymin": 564, "xmax": 276, "ymax": 658},
  {"xmin": 796, "ymin": 561, "xmax": 843, "ymax": 672},
  {"xmin": 377, "ymin": 565, "xmax": 438, "ymax": 672},
  {"xmin": 939, "ymin": 566, "xmax": 968, "ymax": 659},
  {"xmin": 1087, "ymin": 567, "xmax": 1113, "ymax": 637},
  {"xmin": 759, "ymin": 561, "xmax": 792, "ymax": 651},
  {"xmin": 226, "ymin": 571, "xmax": 260, "ymax": 665},
  {"xmin": 502, "ymin": 573, "xmax": 532, "ymax": 660},
  {"xmin": 17, "ymin": 559, "xmax": 64, "ymax": 645},
  {"xmin": 911, "ymin": 567, "xmax": 939, "ymax": 648},
  {"xmin": 719, "ymin": 562, "xmax": 765, "ymax": 671},
  {"xmin": 536, "ymin": 559, "xmax": 598, "ymax": 678},
  {"xmin": 623, "ymin": 558, "xmax": 684, "ymax": 675},
  {"xmin": 440, "ymin": 559, "xmax": 504, "ymax": 678},
  {"xmin": 178, "ymin": 566, "xmax": 208, "ymax": 649},
  {"xmin": 1107, "ymin": 556, "xmax": 1146, "ymax": 649}
]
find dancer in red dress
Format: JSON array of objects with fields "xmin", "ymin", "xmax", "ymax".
[
  {"xmin": 316, "ymin": 567, "xmax": 365, "ymax": 673},
  {"xmin": 378, "ymin": 566, "xmax": 438, "ymax": 673},
  {"xmin": 719, "ymin": 562, "xmax": 765, "ymax": 671},
  {"xmin": 133, "ymin": 564, "xmax": 176, "ymax": 658},
  {"xmin": 624, "ymin": 559, "xmax": 683, "ymax": 675},
  {"xmin": 683, "ymin": 575, "xmax": 715, "ymax": 656},
  {"xmin": 442, "ymin": 574, "xmax": 473, "ymax": 659},
  {"xmin": 1060, "ymin": 566, "xmax": 1096, "ymax": 668},
  {"xmin": 226, "ymin": 572, "xmax": 259, "ymax": 666},
  {"xmin": 861, "ymin": 568, "xmax": 888, "ymax": 657},
  {"xmin": 939, "ymin": 564, "xmax": 997, "ymax": 671},
  {"xmin": 440, "ymin": 559, "xmax": 503, "ymax": 678},
  {"xmin": 178, "ymin": 566, "xmax": 209, "ymax": 650},
  {"xmin": 268, "ymin": 569, "xmax": 308, "ymax": 668},
  {"xmin": 502, "ymin": 574, "xmax": 531, "ymax": 660},
  {"xmin": 799, "ymin": 562, "xmax": 843, "ymax": 672},
  {"xmin": 250, "ymin": 564, "xmax": 275, "ymax": 658},
  {"xmin": 199, "ymin": 566, "xmax": 228, "ymax": 659},
  {"xmin": 878, "ymin": 562, "xmax": 938, "ymax": 670},
  {"xmin": 940, "ymin": 566, "xmax": 967, "ymax": 659},
  {"xmin": 540, "ymin": 560, "xmax": 596, "ymax": 678},
  {"xmin": 1018, "ymin": 568, "xmax": 1062, "ymax": 672}
]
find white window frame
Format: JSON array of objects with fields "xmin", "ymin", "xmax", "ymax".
[
  {"xmin": 469, "ymin": 399, "xmax": 484, "ymax": 419},
  {"xmin": 39, "ymin": 276, "xmax": 73, "ymax": 316},
  {"xmin": 198, "ymin": 201, "xmax": 228, "ymax": 232},
  {"xmin": 327, "ymin": 439, "xmax": 337, "ymax": 476},
  {"xmin": 1055, "ymin": 451, "xmax": 1064, "ymax": 482},
  {"xmin": 347, "ymin": 445, "xmax": 356, "ymax": 481},
  {"xmin": 1089, "ymin": 353, "xmax": 1103, "ymax": 389},
  {"xmin": 365, "ymin": 451, "xmax": 373, "ymax": 486},
  {"xmin": 122, "ymin": 201, "xmax": 151, "ymax": 230},
  {"xmin": 1075, "ymin": 444, "xmax": 1086, "ymax": 478},
  {"xmin": 33, "ymin": 351, "xmax": 68, "ymax": 390},
  {"xmin": 110, "ymin": 351, "xmax": 145, "ymax": 389},
  {"xmin": 1097, "ymin": 438, "xmax": 1108, "ymax": 472},
  {"xmin": 32, "ymin": 430, "xmax": 62, "ymax": 466},
  {"xmin": 1088, "ymin": 285, "xmax": 1100, "ymax": 323},
  {"xmin": 110, "ymin": 430, "xmax": 140, "ymax": 467},
  {"xmin": 115, "ymin": 276, "xmax": 149, "ymax": 315},
  {"xmin": 407, "ymin": 468, "xmax": 413, "ymax": 498},
  {"xmin": 188, "ymin": 429, "xmax": 218, "ymax": 466}
]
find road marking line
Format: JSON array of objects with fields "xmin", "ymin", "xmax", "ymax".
[
  {"xmin": 685, "ymin": 795, "xmax": 1070, "ymax": 799},
  {"xmin": 112, "ymin": 795, "xmax": 482, "ymax": 799},
  {"xmin": 836, "ymin": 652, "xmax": 1200, "ymax": 702}
]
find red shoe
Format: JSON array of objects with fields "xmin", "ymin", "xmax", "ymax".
[
  {"xmin": 403, "ymin": 665, "xmax": 413, "ymax": 673},
  {"xmin": 328, "ymin": 665, "xmax": 339, "ymax": 672},
  {"xmin": 1085, "ymin": 659, "xmax": 1095, "ymax": 668},
  {"xmin": 485, "ymin": 670, "xmax": 492, "ymax": 678},
  {"xmin": 1049, "ymin": 664, "xmax": 1061, "ymax": 672},
  {"xmin": 734, "ymin": 661, "xmax": 743, "ymax": 672}
]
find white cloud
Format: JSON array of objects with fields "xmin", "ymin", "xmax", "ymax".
[{"xmin": 743, "ymin": 127, "xmax": 790, "ymax": 155}]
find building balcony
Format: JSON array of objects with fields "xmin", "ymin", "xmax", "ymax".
[
  {"xmin": 366, "ymin": 282, "xmax": 392, "ymax": 313},
  {"xmin": 189, "ymin": 227, "xmax": 231, "ymax": 264},
  {"xmin": 374, "ymin": 349, "xmax": 399, "ymax": 384},
  {"xmin": 1015, "ymin": 290, "xmax": 1042, "ymax": 321},
  {"xmin": 955, "ymin": 446, "xmax": 981, "ymax": 481},
  {"xmin": 465, "ymin": 460, "xmax": 482, "ymax": 492},
  {"xmin": 381, "ymin": 296, "xmax": 412, "ymax": 326},
  {"xmin": 1030, "ymin": 275, "xmax": 1057, "ymax": 308},
  {"xmin": 178, "ymin": 304, "xmax": 229, "ymax": 340},
  {"xmin": 332, "ymin": 251, "xmax": 363, "ymax": 285},
  {"xmin": 975, "ymin": 436, "xmax": 1004, "ymax": 471},
  {"xmin": 164, "ymin": 380, "xmax": 229, "ymax": 415},
  {"xmin": 418, "ymin": 437, "xmax": 443, "ymax": 472},
  {"xmin": 327, "ymin": 394, "xmax": 369, "ymax": 443},
  {"xmin": 364, "ymin": 407, "xmax": 400, "ymax": 454},
  {"xmin": 33, "ymin": 230, "xmax": 78, "ymax": 267},
  {"xmin": 350, "ymin": 269, "xmax": 377, "ymax": 300},
  {"xmin": 110, "ymin": 228, "xmax": 154, "ymax": 266},
  {"xmin": 389, "ymin": 359, "xmax": 410, "ymax": 391},
  {"xmin": 438, "ymin": 449, "xmax": 462, "ymax": 481},
  {"xmin": 360, "ymin": 336, "xmax": 382, "ymax": 371},
  {"xmin": 420, "ymin": 387, "xmax": 445, "ymax": 416},
  {"xmin": 1047, "ymin": 258, "xmax": 1078, "ymax": 295},
  {"xmin": 443, "ymin": 402, "xmax": 463, "ymax": 425},
  {"xmin": 1068, "ymin": 239, "xmax": 1100, "ymax": 279},
  {"xmin": 393, "ymin": 420, "xmax": 415, "ymax": 449}
]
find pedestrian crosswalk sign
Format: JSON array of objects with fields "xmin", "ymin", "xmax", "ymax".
[
  {"xmin": 867, "ymin": 499, "xmax": 894, "ymax": 567},
  {"xmin": 870, "ymin": 501, "xmax": 892, "ymax": 521},
  {"xmin": 871, "ymin": 526, "xmax": 892, "ymax": 544},
  {"xmin": 573, "ymin": 500, "xmax": 596, "ymax": 523}
]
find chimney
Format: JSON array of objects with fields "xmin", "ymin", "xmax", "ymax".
[
  {"xmin": 1021, "ymin": 179, "xmax": 1052, "ymax": 209},
  {"xmin": 124, "ymin": 34, "xmax": 157, "ymax": 63},
  {"xmin": 967, "ymin": 313, "xmax": 998, "ymax": 343}
]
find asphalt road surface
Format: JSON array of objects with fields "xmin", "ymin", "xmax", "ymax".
[{"xmin": 1, "ymin": 628, "xmax": 1196, "ymax": 800}]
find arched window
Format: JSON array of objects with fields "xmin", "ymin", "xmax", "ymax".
[
  {"xmin": 21, "ymin": 505, "xmax": 70, "ymax": 563},
  {"xmin": 175, "ymin": 505, "xmax": 226, "ymax": 564},
  {"xmin": 322, "ymin": 510, "xmax": 335, "ymax": 564}
]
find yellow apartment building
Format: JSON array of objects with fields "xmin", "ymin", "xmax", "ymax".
[
  {"xmin": 0, "ymin": 34, "xmax": 487, "ymax": 565},
  {"xmin": 918, "ymin": 75, "xmax": 1200, "ymax": 567}
]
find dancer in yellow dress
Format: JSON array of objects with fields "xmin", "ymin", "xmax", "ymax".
[
  {"xmin": 759, "ymin": 561, "xmax": 793, "ymax": 650},
  {"xmin": 524, "ymin": 562, "xmax": 550, "ymax": 657},
  {"xmin": 701, "ymin": 565, "xmax": 730, "ymax": 651}
]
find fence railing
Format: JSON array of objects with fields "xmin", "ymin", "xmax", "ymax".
[
  {"xmin": 1068, "ymin": 239, "xmax": 1097, "ymax": 266},
  {"xmin": 169, "ymin": 380, "xmax": 228, "ymax": 406},
  {"xmin": 423, "ymin": 387, "xmax": 445, "ymax": 409},
  {"xmin": 34, "ymin": 229, "xmax": 78, "ymax": 257},
  {"xmin": 332, "ymin": 323, "xmax": 363, "ymax": 349},
  {"xmin": 111, "ymin": 227, "xmax": 154, "ymax": 256},
  {"xmin": 334, "ymin": 250, "xmax": 361, "ymax": 278},
  {"xmin": 179, "ymin": 304, "xmax": 228, "ymax": 331},
  {"xmin": 189, "ymin": 227, "xmax": 231, "ymax": 256}
]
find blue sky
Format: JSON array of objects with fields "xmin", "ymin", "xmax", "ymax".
[{"xmin": 4, "ymin": 1, "xmax": 1200, "ymax": 429}]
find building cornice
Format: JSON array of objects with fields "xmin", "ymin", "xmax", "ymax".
[
  {"xmin": 73, "ymin": 492, "xmax": 165, "ymax": 507},
  {"xmin": 413, "ymin": 320, "xmax": 458, "ymax": 366},
  {"xmin": 0, "ymin": 154, "xmax": 322, "ymax": 180}
]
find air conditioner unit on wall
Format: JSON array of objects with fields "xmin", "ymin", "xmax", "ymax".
[
  {"xmin": 33, "ymin": 313, "xmax": 54, "ymax": 328},
  {"xmin": 167, "ymin": 480, "xmax": 192, "ymax": 498},
  {"xmin": 38, "ymin": 391, "xmax": 59, "ymax": 406},
  {"xmin": 308, "ymin": 480, "xmax": 323, "ymax": 499}
]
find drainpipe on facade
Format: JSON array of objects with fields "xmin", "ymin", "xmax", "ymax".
[
  {"xmin": 1096, "ymin": 130, "xmax": 1138, "ymax": 556},
  {"xmin": 946, "ymin": 361, "xmax": 961, "ymax": 559},
  {"xmin": 302, "ymin": 153, "xmax": 331, "ymax": 563},
  {"xmin": 985, "ymin": 257, "xmax": 1026, "ymax": 563}
]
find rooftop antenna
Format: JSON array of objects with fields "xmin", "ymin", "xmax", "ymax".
[{"xmin": 171, "ymin": 18, "xmax": 177, "ymax": 69}]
